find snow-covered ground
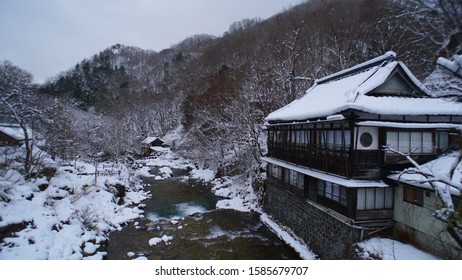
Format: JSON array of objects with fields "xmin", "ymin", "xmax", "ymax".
[
  {"xmin": 0, "ymin": 159, "xmax": 148, "ymax": 259},
  {"xmin": 0, "ymin": 146, "xmax": 438, "ymax": 260},
  {"xmin": 355, "ymin": 238, "xmax": 439, "ymax": 260}
]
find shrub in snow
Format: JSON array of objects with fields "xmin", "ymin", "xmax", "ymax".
[
  {"xmin": 78, "ymin": 207, "xmax": 99, "ymax": 231},
  {"xmin": 39, "ymin": 167, "xmax": 57, "ymax": 181},
  {"xmin": 0, "ymin": 191, "xmax": 9, "ymax": 202}
]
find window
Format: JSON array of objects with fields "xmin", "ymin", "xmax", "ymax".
[
  {"xmin": 436, "ymin": 131, "xmax": 449, "ymax": 151},
  {"xmin": 403, "ymin": 186, "xmax": 424, "ymax": 206},
  {"xmin": 273, "ymin": 167, "xmax": 305, "ymax": 194},
  {"xmin": 386, "ymin": 131, "xmax": 433, "ymax": 154},
  {"xmin": 357, "ymin": 187, "xmax": 393, "ymax": 210},
  {"xmin": 296, "ymin": 173, "xmax": 304, "ymax": 191},
  {"xmin": 398, "ymin": 131, "xmax": 410, "ymax": 153},
  {"xmin": 290, "ymin": 130, "xmax": 296, "ymax": 144},
  {"xmin": 421, "ymin": 132, "xmax": 433, "ymax": 153},
  {"xmin": 318, "ymin": 181, "xmax": 347, "ymax": 206},
  {"xmin": 344, "ymin": 130, "xmax": 351, "ymax": 148},
  {"xmin": 286, "ymin": 170, "xmax": 304, "ymax": 192},
  {"xmin": 269, "ymin": 164, "xmax": 282, "ymax": 180},
  {"xmin": 326, "ymin": 131, "xmax": 335, "ymax": 147},
  {"xmin": 289, "ymin": 170, "xmax": 297, "ymax": 186},
  {"xmin": 318, "ymin": 129, "xmax": 351, "ymax": 152},
  {"xmin": 283, "ymin": 168, "xmax": 291, "ymax": 184},
  {"xmin": 387, "ymin": 131, "xmax": 399, "ymax": 151},
  {"xmin": 275, "ymin": 130, "xmax": 286, "ymax": 144}
]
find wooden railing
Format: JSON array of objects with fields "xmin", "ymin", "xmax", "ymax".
[
  {"xmin": 268, "ymin": 142, "xmax": 352, "ymax": 177},
  {"xmin": 268, "ymin": 142, "xmax": 381, "ymax": 179}
]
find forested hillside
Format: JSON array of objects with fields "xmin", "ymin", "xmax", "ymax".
[{"xmin": 3, "ymin": 0, "xmax": 461, "ymax": 176}]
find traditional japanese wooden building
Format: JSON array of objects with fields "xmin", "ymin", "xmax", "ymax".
[
  {"xmin": 262, "ymin": 51, "xmax": 462, "ymax": 259},
  {"xmin": 0, "ymin": 124, "xmax": 28, "ymax": 147},
  {"xmin": 140, "ymin": 136, "xmax": 169, "ymax": 155}
]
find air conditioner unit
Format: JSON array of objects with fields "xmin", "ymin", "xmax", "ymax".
[{"xmin": 356, "ymin": 127, "xmax": 379, "ymax": 150}]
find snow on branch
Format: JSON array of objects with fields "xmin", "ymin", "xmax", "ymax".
[
  {"xmin": 294, "ymin": 76, "xmax": 312, "ymax": 81},
  {"xmin": 384, "ymin": 145, "xmax": 462, "ymax": 213}
]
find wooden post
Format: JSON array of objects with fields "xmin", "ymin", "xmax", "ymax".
[{"xmin": 94, "ymin": 162, "xmax": 98, "ymax": 185}]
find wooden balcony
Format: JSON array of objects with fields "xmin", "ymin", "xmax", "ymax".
[{"xmin": 268, "ymin": 142, "xmax": 381, "ymax": 179}]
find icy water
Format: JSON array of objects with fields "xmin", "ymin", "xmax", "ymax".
[{"xmin": 105, "ymin": 169, "xmax": 301, "ymax": 260}]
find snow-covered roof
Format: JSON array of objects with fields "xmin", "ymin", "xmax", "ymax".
[
  {"xmin": 357, "ymin": 121, "xmax": 462, "ymax": 130},
  {"xmin": 141, "ymin": 136, "xmax": 162, "ymax": 145},
  {"xmin": 266, "ymin": 52, "xmax": 462, "ymax": 123},
  {"xmin": 0, "ymin": 124, "xmax": 30, "ymax": 141}
]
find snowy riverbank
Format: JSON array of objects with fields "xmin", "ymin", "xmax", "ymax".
[{"xmin": 0, "ymin": 160, "xmax": 148, "ymax": 259}]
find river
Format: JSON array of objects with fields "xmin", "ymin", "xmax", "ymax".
[{"xmin": 105, "ymin": 167, "xmax": 301, "ymax": 260}]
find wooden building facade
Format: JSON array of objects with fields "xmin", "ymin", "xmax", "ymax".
[{"xmin": 262, "ymin": 52, "xmax": 462, "ymax": 258}]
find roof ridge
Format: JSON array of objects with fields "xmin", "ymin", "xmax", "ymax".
[{"xmin": 316, "ymin": 51, "xmax": 396, "ymax": 85}]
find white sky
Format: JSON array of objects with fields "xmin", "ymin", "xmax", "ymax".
[{"xmin": 0, "ymin": 0, "xmax": 302, "ymax": 83}]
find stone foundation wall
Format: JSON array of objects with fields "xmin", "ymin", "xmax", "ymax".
[{"xmin": 263, "ymin": 178, "xmax": 363, "ymax": 259}]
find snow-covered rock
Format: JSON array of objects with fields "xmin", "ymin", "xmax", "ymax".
[
  {"xmin": 83, "ymin": 242, "xmax": 98, "ymax": 255},
  {"xmin": 148, "ymin": 235, "xmax": 173, "ymax": 246}
]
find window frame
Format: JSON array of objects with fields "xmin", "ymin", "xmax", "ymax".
[
  {"xmin": 403, "ymin": 185, "xmax": 424, "ymax": 207},
  {"xmin": 385, "ymin": 130, "xmax": 434, "ymax": 155},
  {"xmin": 317, "ymin": 181, "xmax": 347, "ymax": 206},
  {"xmin": 356, "ymin": 187, "xmax": 394, "ymax": 210}
]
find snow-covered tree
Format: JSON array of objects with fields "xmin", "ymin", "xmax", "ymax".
[
  {"xmin": 424, "ymin": 54, "xmax": 462, "ymax": 100},
  {"xmin": 0, "ymin": 60, "xmax": 41, "ymax": 177},
  {"xmin": 387, "ymin": 146, "xmax": 462, "ymax": 247},
  {"xmin": 400, "ymin": 0, "xmax": 462, "ymax": 56}
]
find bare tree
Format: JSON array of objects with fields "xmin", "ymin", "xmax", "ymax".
[
  {"xmin": 268, "ymin": 8, "xmax": 313, "ymax": 104},
  {"xmin": 400, "ymin": 0, "xmax": 462, "ymax": 56}
]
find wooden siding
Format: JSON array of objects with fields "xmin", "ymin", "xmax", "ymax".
[{"xmin": 355, "ymin": 209, "xmax": 394, "ymax": 221}]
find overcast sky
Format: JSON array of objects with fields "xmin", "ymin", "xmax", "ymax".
[{"xmin": 0, "ymin": 0, "xmax": 302, "ymax": 83}]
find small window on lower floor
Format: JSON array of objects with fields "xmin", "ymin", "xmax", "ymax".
[
  {"xmin": 403, "ymin": 186, "xmax": 424, "ymax": 207},
  {"xmin": 318, "ymin": 180, "xmax": 347, "ymax": 206},
  {"xmin": 357, "ymin": 187, "xmax": 393, "ymax": 210}
]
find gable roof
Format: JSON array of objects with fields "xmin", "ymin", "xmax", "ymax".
[
  {"xmin": 141, "ymin": 136, "xmax": 164, "ymax": 145},
  {"xmin": 265, "ymin": 52, "xmax": 462, "ymax": 123}
]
